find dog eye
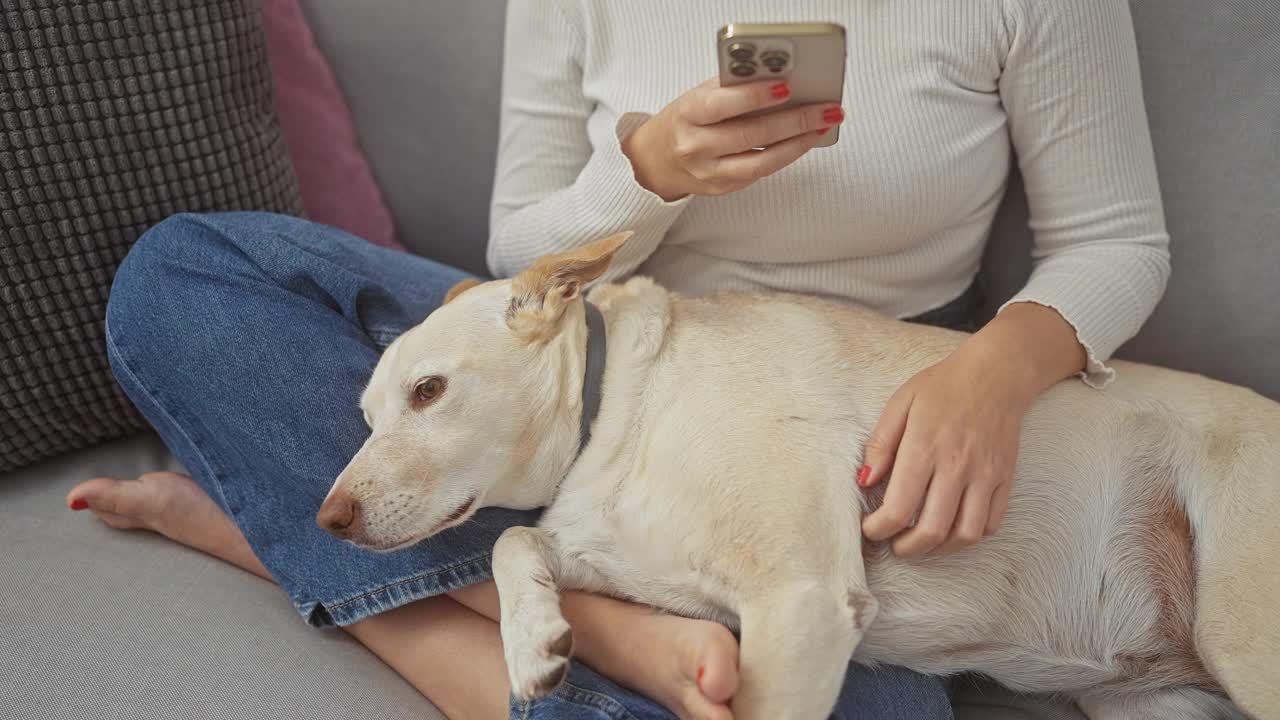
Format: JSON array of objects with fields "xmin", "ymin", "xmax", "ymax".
[{"xmin": 412, "ymin": 376, "xmax": 446, "ymax": 406}]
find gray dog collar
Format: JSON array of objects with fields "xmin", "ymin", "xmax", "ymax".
[{"xmin": 577, "ymin": 301, "xmax": 607, "ymax": 456}]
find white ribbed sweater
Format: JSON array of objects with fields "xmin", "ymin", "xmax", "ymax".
[{"xmin": 488, "ymin": 0, "xmax": 1171, "ymax": 383}]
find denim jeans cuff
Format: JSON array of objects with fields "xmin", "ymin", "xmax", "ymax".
[
  {"xmin": 510, "ymin": 679, "xmax": 647, "ymax": 720},
  {"xmin": 300, "ymin": 553, "xmax": 496, "ymax": 627}
]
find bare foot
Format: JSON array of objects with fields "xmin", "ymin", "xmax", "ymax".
[
  {"xmin": 592, "ymin": 607, "xmax": 739, "ymax": 720},
  {"xmin": 67, "ymin": 472, "xmax": 269, "ymax": 579}
]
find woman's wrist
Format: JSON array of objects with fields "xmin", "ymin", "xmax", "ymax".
[
  {"xmin": 948, "ymin": 334, "xmax": 1041, "ymax": 409},
  {"xmin": 954, "ymin": 302, "xmax": 1088, "ymax": 404},
  {"xmin": 621, "ymin": 119, "xmax": 684, "ymax": 202}
]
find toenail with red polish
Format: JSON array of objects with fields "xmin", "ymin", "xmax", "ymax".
[
  {"xmin": 697, "ymin": 666, "xmax": 705, "ymax": 688},
  {"xmin": 857, "ymin": 465, "xmax": 872, "ymax": 487},
  {"xmin": 70, "ymin": 498, "xmax": 88, "ymax": 511}
]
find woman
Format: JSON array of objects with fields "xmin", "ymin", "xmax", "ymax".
[{"xmin": 68, "ymin": 1, "xmax": 1169, "ymax": 718}]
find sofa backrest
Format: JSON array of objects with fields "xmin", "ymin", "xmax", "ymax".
[
  {"xmin": 301, "ymin": 0, "xmax": 1279, "ymax": 399},
  {"xmin": 301, "ymin": 0, "xmax": 507, "ymax": 274}
]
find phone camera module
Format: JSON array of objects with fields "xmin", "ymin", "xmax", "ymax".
[
  {"xmin": 729, "ymin": 60, "xmax": 758, "ymax": 77},
  {"xmin": 727, "ymin": 42, "xmax": 756, "ymax": 61},
  {"xmin": 760, "ymin": 50, "xmax": 790, "ymax": 72}
]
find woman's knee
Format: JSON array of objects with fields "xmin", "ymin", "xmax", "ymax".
[{"xmin": 108, "ymin": 213, "xmax": 268, "ymax": 333}]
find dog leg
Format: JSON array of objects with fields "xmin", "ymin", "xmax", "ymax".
[
  {"xmin": 1076, "ymin": 689, "xmax": 1247, "ymax": 720},
  {"xmin": 492, "ymin": 526, "xmax": 575, "ymax": 701},
  {"xmin": 732, "ymin": 582, "xmax": 864, "ymax": 720}
]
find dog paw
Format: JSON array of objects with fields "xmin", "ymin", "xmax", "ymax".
[{"xmin": 506, "ymin": 616, "xmax": 575, "ymax": 701}]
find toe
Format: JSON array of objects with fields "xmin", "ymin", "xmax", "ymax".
[
  {"xmin": 692, "ymin": 625, "xmax": 739, "ymax": 703},
  {"xmin": 68, "ymin": 477, "xmax": 150, "ymax": 530},
  {"xmin": 67, "ymin": 475, "xmax": 173, "ymax": 529},
  {"xmin": 67, "ymin": 476, "xmax": 126, "ymax": 513}
]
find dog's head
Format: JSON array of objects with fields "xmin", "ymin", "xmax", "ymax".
[{"xmin": 316, "ymin": 232, "xmax": 631, "ymax": 550}]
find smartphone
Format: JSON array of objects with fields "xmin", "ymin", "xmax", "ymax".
[{"xmin": 717, "ymin": 23, "xmax": 847, "ymax": 147}]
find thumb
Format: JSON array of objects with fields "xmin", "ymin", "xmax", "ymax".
[{"xmin": 860, "ymin": 388, "xmax": 912, "ymax": 488}]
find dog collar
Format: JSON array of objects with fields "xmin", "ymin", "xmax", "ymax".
[{"xmin": 578, "ymin": 300, "xmax": 607, "ymax": 457}]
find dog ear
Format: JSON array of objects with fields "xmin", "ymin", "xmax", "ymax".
[
  {"xmin": 507, "ymin": 231, "xmax": 632, "ymax": 339},
  {"xmin": 444, "ymin": 278, "xmax": 482, "ymax": 304}
]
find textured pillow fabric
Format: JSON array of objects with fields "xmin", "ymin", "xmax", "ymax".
[
  {"xmin": 0, "ymin": 0, "xmax": 303, "ymax": 473},
  {"xmin": 261, "ymin": 0, "xmax": 400, "ymax": 250}
]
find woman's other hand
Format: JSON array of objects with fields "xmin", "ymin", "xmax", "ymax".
[{"xmin": 622, "ymin": 77, "xmax": 844, "ymax": 201}]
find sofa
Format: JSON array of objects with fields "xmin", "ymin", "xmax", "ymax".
[{"xmin": 3, "ymin": 1, "xmax": 1276, "ymax": 718}]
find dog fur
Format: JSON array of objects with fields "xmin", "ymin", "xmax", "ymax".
[{"xmin": 320, "ymin": 234, "xmax": 1278, "ymax": 719}]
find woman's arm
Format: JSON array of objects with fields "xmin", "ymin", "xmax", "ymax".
[
  {"xmin": 487, "ymin": 0, "xmax": 689, "ymax": 280},
  {"xmin": 993, "ymin": 0, "xmax": 1171, "ymax": 386},
  {"xmin": 861, "ymin": 0, "xmax": 1170, "ymax": 557}
]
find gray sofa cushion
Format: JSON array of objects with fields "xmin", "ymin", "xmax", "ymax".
[
  {"xmin": 0, "ymin": 0, "xmax": 303, "ymax": 473},
  {"xmin": 305, "ymin": 0, "xmax": 1278, "ymax": 399},
  {"xmin": 0, "ymin": 435, "xmax": 442, "ymax": 720}
]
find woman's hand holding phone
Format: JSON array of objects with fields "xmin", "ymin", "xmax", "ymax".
[{"xmin": 622, "ymin": 77, "xmax": 844, "ymax": 202}]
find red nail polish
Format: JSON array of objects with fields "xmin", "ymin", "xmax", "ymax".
[
  {"xmin": 770, "ymin": 82, "xmax": 790, "ymax": 99},
  {"xmin": 70, "ymin": 498, "xmax": 88, "ymax": 511},
  {"xmin": 823, "ymin": 107, "xmax": 844, "ymax": 124},
  {"xmin": 857, "ymin": 465, "xmax": 871, "ymax": 487},
  {"xmin": 817, "ymin": 127, "xmax": 830, "ymax": 136}
]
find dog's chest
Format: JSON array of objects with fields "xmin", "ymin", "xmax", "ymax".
[{"xmin": 541, "ymin": 484, "xmax": 738, "ymax": 624}]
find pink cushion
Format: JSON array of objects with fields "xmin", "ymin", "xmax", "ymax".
[{"xmin": 261, "ymin": 0, "xmax": 402, "ymax": 250}]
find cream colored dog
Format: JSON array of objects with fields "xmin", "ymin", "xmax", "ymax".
[{"xmin": 318, "ymin": 234, "xmax": 1278, "ymax": 720}]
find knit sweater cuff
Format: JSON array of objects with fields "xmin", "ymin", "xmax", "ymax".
[
  {"xmin": 584, "ymin": 112, "xmax": 692, "ymax": 279},
  {"xmin": 997, "ymin": 268, "xmax": 1145, "ymax": 389},
  {"xmin": 487, "ymin": 113, "xmax": 692, "ymax": 279}
]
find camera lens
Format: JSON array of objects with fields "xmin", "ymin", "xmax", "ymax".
[
  {"xmin": 727, "ymin": 42, "xmax": 755, "ymax": 61},
  {"xmin": 760, "ymin": 50, "xmax": 789, "ymax": 71},
  {"xmin": 729, "ymin": 60, "xmax": 757, "ymax": 77}
]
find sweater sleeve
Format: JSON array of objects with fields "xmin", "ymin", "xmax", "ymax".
[
  {"xmin": 997, "ymin": 0, "xmax": 1171, "ymax": 387},
  {"xmin": 486, "ymin": 0, "xmax": 691, "ymax": 280}
]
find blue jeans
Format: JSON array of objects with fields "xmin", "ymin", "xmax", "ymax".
[{"xmin": 106, "ymin": 212, "xmax": 955, "ymax": 720}]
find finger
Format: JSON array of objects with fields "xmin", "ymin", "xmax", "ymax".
[
  {"xmin": 709, "ymin": 103, "xmax": 843, "ymax": 155},
  {"xmin": 891, "ymin": 470, "xmax": 966, "ymax": 558},
  {"xmin": 861, "ymin": 437, "xmax": 932, "ymax": 542},
  {"xmin": 986, "ymin": 482, "xmax": 1012, "ymax": 535},
  {"xmin": 711, "ymin": 129, "xmax": 824, "ymax": 184},
  {"xmin": 861, "ymin": 387, "xmax": 914, "ymax": 489},
  {"xmin": 933, "ymin": 483, "xmax": 994, "ymax": 555},
  {"xmin": 681, "ymin": 78, "xmax": 792, "ymax": 125}
]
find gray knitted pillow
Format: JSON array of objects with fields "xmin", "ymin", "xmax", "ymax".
[{"xmin": 0, "ymin": 0, "xmax": 303, "ymax": 472}]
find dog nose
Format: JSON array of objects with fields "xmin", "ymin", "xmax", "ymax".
[{"xmin": 317, "ymin": 490, "xmax": 361, "ymax": 539}]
